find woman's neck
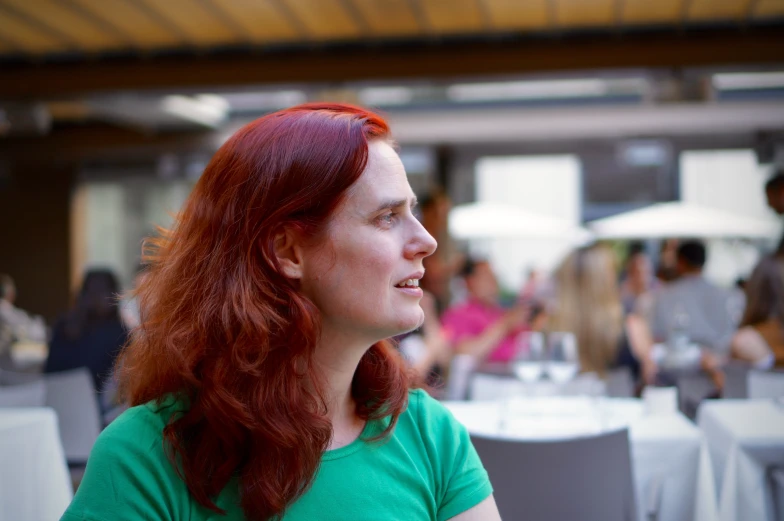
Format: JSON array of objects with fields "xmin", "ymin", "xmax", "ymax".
[{"xmin": 313, "ymin": 327, "xmax": 374, "ymax": 449}]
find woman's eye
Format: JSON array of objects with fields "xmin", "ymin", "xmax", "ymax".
[{"xmin": 378, "ymin": 212, "xmax": 397, "ymax": 225}]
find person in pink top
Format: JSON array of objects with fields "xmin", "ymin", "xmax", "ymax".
[{"xmin": 441, "ymin": 259, "xmax": 529, "ymax": 363}]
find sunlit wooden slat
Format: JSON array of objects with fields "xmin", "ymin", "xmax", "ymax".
[
  {"xmin": 555, "ymin": 0, "xmax": 615, "ymax": 27},
  {"xmin": 68, "ymin": 0, "xmax": 182, "ymax": 49},
  {"xmin": 0, "ymin": 8, "xmax": 65, "ymax": 53},
  {"xmin": 420, "ymin": 0, "xmax": 484, "ymax": 33},
  {"xmin": 482, "ymin": 0, "xmax": 549, "ymax": 30},
  {"xmin": 688, "ymin": 0, "xmax": 752, "ymax": 20},
  {"xmin": 622, "ymin": 0, "xmax": 681, "ymax": 24},
  {"xmin": 210, "ymin": 0, "xmax": 300, "ymax": 42},
  {"xmin": 352, "ymin": 0, "xmax": 420, "ymax": 36},
  {"xmin": 136, "ymin": 0, "xmax": 242, "ymax": 45},
  {"xmin": 46, "ymin": 101, "xmax": 92, "ymax": 121},
  {"xmin": 281, "ymin": 0, "xmax": 360, "ymax": 39},
  {"xmin": 752, "ymin": 0, "xmax": 784, "ymax": 17},
  {"xmin": 2, "ymin": 0, "xmax": 125, "ymax": 51}
]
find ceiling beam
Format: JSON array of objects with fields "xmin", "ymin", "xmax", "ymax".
[
  {"xmin": 0, "ymin": 123, "xmax": 213, "ymax": 165},
  {"xmin": 0, "ymin": 27, "xmax": 782, "ymax": 99}
]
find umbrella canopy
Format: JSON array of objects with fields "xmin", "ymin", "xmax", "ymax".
[
  {"xmin": 588, "ymin": 202, "xmax": 781, "ymax": 239},
  {"xmin": 448, "ymin": 202, "xmax": 592, "ymax": 242}
]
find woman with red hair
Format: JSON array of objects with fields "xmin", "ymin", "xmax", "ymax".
[{"xmin": 62, "ymin": 104, "xmax": 498, "ymax": 521}]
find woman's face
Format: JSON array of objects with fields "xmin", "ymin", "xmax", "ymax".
[{"xmin": 299, "ymin": 140, "xmax": 438, "ymax": 343}]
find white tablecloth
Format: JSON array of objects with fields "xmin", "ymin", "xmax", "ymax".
[
  {"xmin": 0, "ymin": 408, "xmax": 73, "ymax": 521},
  {"xmin": 444, "ymin": 397, "xmax": 718, "ymax": 521},
  {"xmin": 697, "ymin": 399, "xmax": 784, "ymax": 521}
]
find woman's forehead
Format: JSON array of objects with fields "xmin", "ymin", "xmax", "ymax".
[{"xmin": 344, "ymin": 142, "xmax": 411, "ymax": 207}]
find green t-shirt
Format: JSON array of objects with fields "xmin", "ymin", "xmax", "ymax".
[{"xmin": 61, "ymin": 389, "xmax": 492, "ymax": 521}]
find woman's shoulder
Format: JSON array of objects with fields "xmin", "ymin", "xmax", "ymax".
[
  {"xmin": 91, "ymin": 396, "xmax": 184, "ymax": 465},
  {"xmin": 107, "ymin": 396, "xmax": 179, "ymax": 432},
  {"xmin": 402, "ymin": 388, "xmax": 461, "ymax": 436},
  {"xmin": 62, "ymin": 397, "xmax": 190, "ymax": 521}
]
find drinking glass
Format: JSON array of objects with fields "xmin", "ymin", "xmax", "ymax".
[
  {"xmin": 501, "ymin": 331, "xmax": 545, "ymax": 433},
  {"xmin": 512, "ymin": 331, "xmax": 545, "ymax": 384},
  {"xmin": 545, "ymin": 332, "xmax": 579, "ymax": 384}
]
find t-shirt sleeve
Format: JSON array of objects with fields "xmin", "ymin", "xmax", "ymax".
[
  {"xmin": 60, "ymin": 404, "xmax": 186, "ymax": 521},
  {"xmin": 414, "ymin": 389, "xmax": 493, "ymax": 521}
]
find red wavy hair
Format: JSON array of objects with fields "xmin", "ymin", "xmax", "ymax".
[{"xmin": 117, "ymin": 104, "xmax": 415, "ymax": 520}]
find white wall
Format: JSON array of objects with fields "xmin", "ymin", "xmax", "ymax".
[
  {"xmin": 474, "ymin": 155, "xmax": 582, "ymax": 291},
  {"xmin": 86, "ymin": 184, "xmax": 126, "ymax": 280},
  {"xmin": 82, "ymin": 179, "xmax": 194, "ymax": 289},
  {"xmin": 680, "ymin": 149, "xmax": 781, "ymax": 285}
]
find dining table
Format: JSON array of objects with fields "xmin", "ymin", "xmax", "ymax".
[
  {"xmin": 444, "ymin": 396, "xmax": 718, "ymax": 521},
  {"xmin": 697, "ymin": 399, "xmax": 784, "ymax": 521},
  {"xmin": 0, "ymin": 407, "xmax": 73, "ymax": 521}
]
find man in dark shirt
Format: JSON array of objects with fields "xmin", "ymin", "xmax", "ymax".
[{"xmin": 765, "ymin": 171, "xmax": 784, "ymax": 255}]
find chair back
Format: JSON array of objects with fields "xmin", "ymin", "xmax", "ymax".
[
  {"xmin": 606, "ymin": 367, "xmax": 635, "ymax": 397},
  {"xmin": 0, "ymin": 380, "xmax": 46, "ymax": 407},
  {"xmin": 445, "ymin": 354, "xmax": 477, "ymax": 401},
  {"xmin": 722, "ymin": 362, "xmax": 750, "ymax": 399},
  {"xmin": 44, "ymin": 368, "xmax": 102, "ymax": 465},
  {"xmin": 471, "ymin": 429, "xmax": 637, "ymax": 521},
  {"xmin": 749, "ymin": 370, "xmax": 784, "ymax": 399},
  {"xmin": 0, "ymin": 367, "xmax": 42, "ymax": 386}
]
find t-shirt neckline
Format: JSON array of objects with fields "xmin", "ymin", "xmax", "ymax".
[{"xmin": 321, "ymin": 419, "xmax": 378, "ymax": 461}]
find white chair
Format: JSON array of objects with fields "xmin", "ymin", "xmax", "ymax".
[
  {"xmin": 749, "ymin": 370, "xmax": 784, "ymax": 399},
  {"xmin": 471, "ymin": 429, "xmax": 638, "ymax": 521},
  {"xmin": 0, "ymin": 380, "xmax": 46, "ymax": 407},
  {"xmin": 445, "ymin": 354, "xmax": 478, "ymax": 401},
  {"xmin": 606, "ymin": 367, "xmax": 635, "ymax": 397},
  {"xmin": 44, "ymin": 368, "xmax": 102, "ymax": 465},
  {"xmin": 722, "ymin": 362, "xmax": 750, "ymax": 399},
  {"xmin": 0, "ymin": 367, "xmax": 42, "ymax": 386}
]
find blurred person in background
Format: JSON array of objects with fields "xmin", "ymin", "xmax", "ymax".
[
  {"xmin": 548, "ymin": 244, "xmax": 655, "ymax": 384},
  {"xmin": 650, "ymin": 240, "xmax": 739, "ymax": 354},
  {"xmin": 518, "ymin": 267, "xmax": 548, "ymax": 305},
  {"xmin": 419, "ymin": 189, "xmax": 463, "ymax": 315},
  {"xmin": 45, "ymin": 269, "xmax": 127, "ymax": 400},
  {"xmin": 0, "ymin": 273, "xmax": 47, "ymax": 367},
  {"xmin": 397, "ymin": 290, "xmax": 452, "ymax": 390},
  {"xmin": 619, "ymin": 242, "xmax": 658, "ymax": 317},
  {"xmin": 765, "ymin": 170, "xmax": 784, "ymax": 255},
  {"xmin": 441, "ymin": 258, "xmax": 530, "ymax": 364},
  {"xmin": 63, "ymin": 104, "xmax": 498, "ymax": 521},
  {"xmin": 655, "ymin": 239, "xmax": 680, "ymax": 282},
  {"xmin": 731, "ymin": 255, "xmax": 784, "ymax": 368}
]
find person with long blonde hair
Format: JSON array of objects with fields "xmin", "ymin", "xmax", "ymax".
[{"xmin": 549, "ymin": 244, "xmax": 654, "ymax": 382}]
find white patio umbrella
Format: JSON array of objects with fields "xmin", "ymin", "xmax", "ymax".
[
  {"xmin": 588, "ymin": 201, "xmax": 781, "ymax": 240},
  {"xmin": 448, "ymin": 202, "xmax": 592, "ymax": 243}
]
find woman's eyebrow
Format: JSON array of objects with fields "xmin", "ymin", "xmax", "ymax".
[{"xmin": 371, "ymin": 196, "xmax": 417, "ymax": 214}]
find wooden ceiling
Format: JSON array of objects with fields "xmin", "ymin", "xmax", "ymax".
[{"xmin": 0, "ymin": 0, "xmax": 782, "ymax": 60}]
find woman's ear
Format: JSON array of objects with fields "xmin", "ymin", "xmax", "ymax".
[{"xmin": 273, "ymin": 227, "xmax": 304, "ymax": 281}]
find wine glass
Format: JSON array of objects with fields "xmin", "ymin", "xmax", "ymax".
[
  {"xmin": 545, "ymin": 332, "xmax": 579, "ymax": 384},
  {"xmin": 512, "ymin": 331, "xmax": 545, "ymax": 384},
  {"xmin": 501, "ymin": 331, "xmax": 545, "ymax": 433}
]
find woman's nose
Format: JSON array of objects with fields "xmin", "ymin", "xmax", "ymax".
[{"xmin": 405, "ymin": 220, "xmax": 438, "ymax": 259}]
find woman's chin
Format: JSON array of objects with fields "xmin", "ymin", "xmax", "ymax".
[{"xmin": 391, "ymin": 311, "xmax": 425, "ymax": 336}]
